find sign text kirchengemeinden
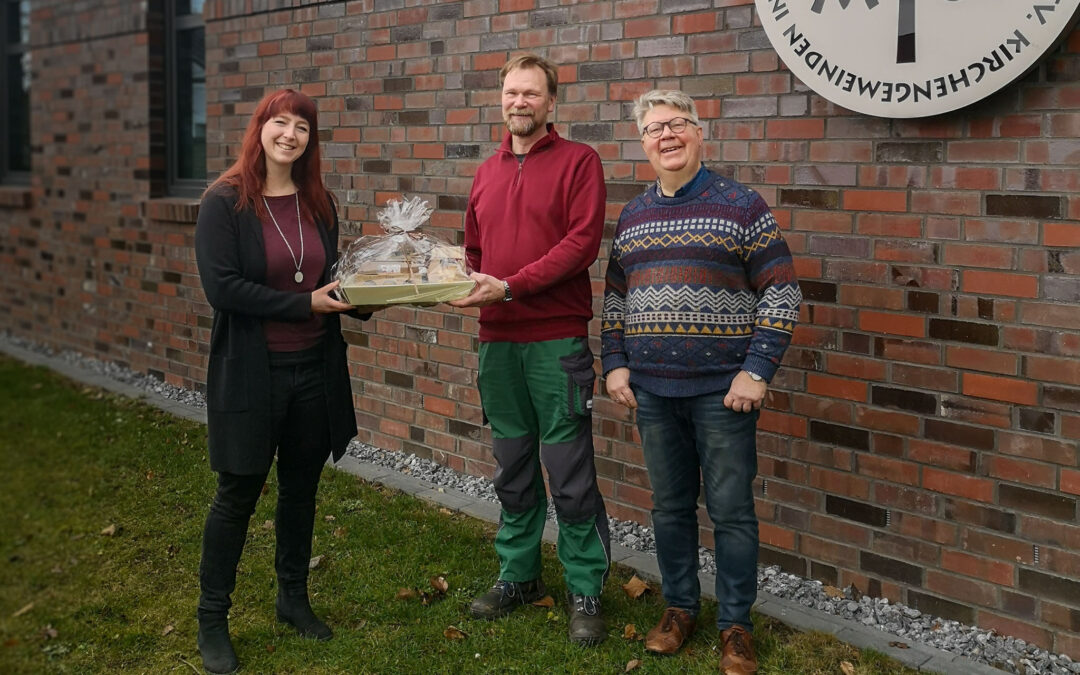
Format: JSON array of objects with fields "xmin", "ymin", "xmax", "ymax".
[{"xmin": 755, "ymin": 0, "xmax": 1080, "ymax": 118}]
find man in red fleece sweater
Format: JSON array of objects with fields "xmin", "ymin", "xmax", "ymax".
[{"xmin": 450, "ymin": 53, "xmax": 610, "ymax": 646}]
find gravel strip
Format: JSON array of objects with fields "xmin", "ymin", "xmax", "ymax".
[{"xmin": 3, "ymin": 332, "xmax": 1076, "ymax": 674}]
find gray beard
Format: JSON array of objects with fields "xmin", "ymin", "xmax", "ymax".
[{"xmin": 506, "ymin": 115, "xmax": 539, "ymax": 137}]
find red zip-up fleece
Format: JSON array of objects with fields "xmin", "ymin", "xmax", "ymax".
[{"xmin": 464, "ymin": 125, "xmax": 606, "ymax": 343}]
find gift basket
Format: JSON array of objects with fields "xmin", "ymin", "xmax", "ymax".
[{"xmin": 333, "ymin": 196, "xmax": 475, "ymax": 306}]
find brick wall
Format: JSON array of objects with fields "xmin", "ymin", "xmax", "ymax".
[{"xmin": 2, "ymin": 0, "xmax": 1079, "ymax": 657}]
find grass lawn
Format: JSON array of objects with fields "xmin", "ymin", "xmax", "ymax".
[{"xmin": 0, "ymin": 355, "xmax": 920, "ymax": 674}]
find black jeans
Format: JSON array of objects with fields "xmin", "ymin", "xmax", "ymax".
[{"xmin": 198, "ymin": 347, "xmax": 331, "ymax": 617}]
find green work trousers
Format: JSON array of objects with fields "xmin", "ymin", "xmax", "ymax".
[{"xmin": 478, "ymin": 337, "xmax": 611, "ymax": 597}]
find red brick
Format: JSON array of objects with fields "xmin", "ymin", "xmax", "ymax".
[
  {"xmin": 962, "ymin": 373, "xmax": 1038, "ymax": 405},
  {"xmin": 858, "ymin": 311, "xmax": 925, "ymax": 338},
  {"xmin": 923, "ymin": 468, "xmax": 994, "ymax": 502},
  {"xmin": 926, "ymin": 570, "xmax": 999, "ymax": 606},
  {"xmin": 987, "ymin": 456, "xmax": 1056, "ymax": 489},
  {"xmin": 842, "ymin": 190, "xmax": 907, "ymax": 213},
  {"xmin": 929, "ymin": 166, "xmax": 1001, "ymax": 190},
  {"xmin": 964, "ymin": 218, "xmax": 1040, "ymax": 244},
  {"xmin": 624, "ymin": 16, "xmax": 669, "ymax": 38},
  {"xmin": 806, "ymin": 373, "xmax": 867, "ymax": 403},
  {"xmin": 855, "ymin": 455, "xmax": 919, "ymax": 486},
  {"xmin": 760, "ymin": 521, "xmax": 796, "ymax": 550},
  {"xmin": 1026, "ymin": 355, "xmax": 1080, "ymax": 386},
  {"xmin": 766, "ymin": 119, "xmax": 825, "ymax": 139},
  {"xmin": 910, "ymin": 190, "xmax": 981, "ymax": 216},
  {"xmin": 998, "ymin": 431, "xmax": 1077, "ymax": 465},
  {"xmin": 909, "ymin": 440, "xmax": 976, "ymax": 472},
  {"xmin": 800, "ymin": 534, "xmax": 859, "ymax": 566},
  {"xmin": 853, "ymin": 407, "xmax": 920, "ymax": 436},
  {"xmin": 809, "ymin": 514, "xmax": 871, "ymax": 548},
  {"xmin": 808, "ymin": 467, "xmax": 870, "ymax": 500},
  {"xmin": 837, "ymin": 285, "xmax": 903, "ymax": 311},
  {"xmin": 855, "ymin": 213, "xmax": 922, "ymax": 237},
  {"xmin": 963, "ymin": 530, "xmax": 1034, "ymax": 563},
  {"xmin": 892, "ymin": 364, "xmax": 958, "ymax": 392},
  {"xmin": 944, "ymin": 346, "xmax": 1017, "ymax": 375},
  {"xmin": 895, "ymin": 513, "xmax": 957, "ymax": 545},
  {"xmin": 791, "ymin": 393, "xmax": 854, "ymax": 425},
  {"xmin": 758, "ymin": 410, "xmax": 808, "ymax": 438},
  {"xmin": 943, "ymin": 243, "xmax": 1015, "ymax": 269},
  {"xmin": 962, "ymin": 270, "xmax": 1039, "ymax": 298},
  {"xmin": 1045, "ymin": 223, "xmax": 1080, "ymax": 247},
  {"xmin": 1063, "ymin": 469, "xmax": 1080, "ymax": 496}
]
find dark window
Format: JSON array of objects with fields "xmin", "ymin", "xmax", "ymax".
[
  {"xmin": 166, "ymin": 0, "xmax": 206, "ymax": 196},
  {"xmin": 0, "ymin": 0, "xmax": 30, "ymax": 183}
]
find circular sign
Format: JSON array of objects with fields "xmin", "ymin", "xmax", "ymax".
[{"xmin": 755, "ymin": 0, "xmax": 1080, "ymax": 118}]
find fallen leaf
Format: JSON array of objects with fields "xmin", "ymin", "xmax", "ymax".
[
  {"xmin": 12, "ymin": 603, "xmax": 33, "ymax": 618},
  {"xmin": 824, "ymin": 585, "xmax": 844, "ymax": 599},
  {"xmin": 324, "ymin": 515, "xmax": 336, "ymax": 522},
  {"xmin": 333, "ymin": 527, "xmax": 346, "ymax": 538},
  {"xmin": 144, "ymin": 470, "xmax": 154, "ymax": 480},
  {"xmin": 41, "ymin": 625, "xmax": 58, "ymax": 640},
  {"xmin": 420, "ymin": 591, "xmax": 434, "ymax": 606},
  {"xmin": 100, "ymin": 524, "xmax": 117, "ymax": 537},
  {"xmin": 625, "ymin": 659, "xmax": 642, "ymax": 672},
  {"xmin": 262, "ymin": 520, "xmax": 274, "ymax": 530},
  {"xmin": 3, "ymin": 638, "xmax": 19, "ymax": 647},
  {"xmin": 840, "ymin": 661, "xmax": 856, "ymax": 675},
  {"xmin": 266, "ymin": 644, "xmax": 275, "ymax": 653},
  {"xmin": 531, "ymin": 595, "xmax": 555, "ymax": 608},
  {"xmin": 443, "ymin": 626, "xmax": 467, "ymax": 640},
  {"xmin": 396, "ymin": 588, "xmax": 418, "ymax": 600},
  {"xmin": 888, "ymin": 641, "xmax": 910, "ymax": 649},
  {"xmin": 308, "ymin": 555, "xmax": 323, "ymax": 570},
  {"xmin": 430, "ymin": 576, "xmax": 449, "ymax": 594},
  {"xmin": 439, "ymin": 508, "xmax": 452, "ymax": 515},
  {"xmin": 622, "ymin": 624, "xmax": 641, "ymax": 640},
  {"xmin": 847, "ymin": 584, "xmax": 863, "ymax": 601},
  {"xmin": 621, "ymin": 575, "xmax": 650, "ymax": 599},
  {"xmin": 162, "ymin": 624, "xmax": 174, "ymax": 636}
]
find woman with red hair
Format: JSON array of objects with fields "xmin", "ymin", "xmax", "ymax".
[{"xmin": 194, "ymin": 88, "xmax": 367, "ymax": 674}]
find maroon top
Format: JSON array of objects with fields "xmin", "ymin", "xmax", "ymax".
[
  {"xmin": 463, "ymin": 125, "xmax": 606, "ymax": 342},
  {"xmin": 260, "ymin": 193, "xmax": 326, "ymax": 352}
]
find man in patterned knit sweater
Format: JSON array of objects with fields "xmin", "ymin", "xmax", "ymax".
[{"xmin": 601, "ymin": 90, "xmax": 801, "ymax": 674}]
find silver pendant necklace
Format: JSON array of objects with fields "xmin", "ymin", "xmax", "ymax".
[{"xmin": 263, "ymin": 193, "xmax": 305, "ymax": 283}]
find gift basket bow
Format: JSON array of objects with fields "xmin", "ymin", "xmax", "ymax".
[{"xmin": 333, "ymin": 196, "xmax": 475, "ymax": 306}]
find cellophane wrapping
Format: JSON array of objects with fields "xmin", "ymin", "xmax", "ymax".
[{"xmin": 333, "ymin": 196, "xmax": 474, "ymax": 306}]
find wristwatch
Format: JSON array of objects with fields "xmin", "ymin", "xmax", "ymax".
[
  {"xmin": 745, "ymin": 371, "xmax": 764, "ymax": 382},
  {"xmin": 502, "ymin": 280, "xmax": 513, "ymax": 302}
]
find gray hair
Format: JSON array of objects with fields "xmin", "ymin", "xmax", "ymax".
[{"xmin": 632, "ymin": 90, "xmax": 700, "ymax": 135}]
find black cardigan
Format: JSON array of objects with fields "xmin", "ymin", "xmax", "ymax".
[{"xmin": 195, "ymin": 185, "xmax": 359, "ymax": 474}]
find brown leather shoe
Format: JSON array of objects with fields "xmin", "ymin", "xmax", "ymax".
[
  {"xmin": 644, "ymin": 607, "xmax": 696, "ymax": 654},
  {"xmin": 720, "ymin": 626, "xmax": 757, "ymax": 674}
]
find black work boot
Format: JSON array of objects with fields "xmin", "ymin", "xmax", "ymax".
[
  {"xmin": 469, "ymin": 579, "xmax": 546, "ymax": 619},
  {"xmin": 197, "ymin": 612, "xmax": 239, "ymax": 674},
  {"xmin": 567, "ymin": 593, "xmax": 606, "ymax": 646},
  {"xmin": 276, "ymin": 589, "xmax": 333, "ymax": 641}
]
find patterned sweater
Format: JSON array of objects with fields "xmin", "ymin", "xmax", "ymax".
[{"xmin": 601, "ymin": 166, "xmax": 802, "ymax": 397}]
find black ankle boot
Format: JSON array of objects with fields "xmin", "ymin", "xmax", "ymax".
[
  {"xmin": 197, "ymin": 614, "xmax": 239, "ymax": 674},
  {"xmin": 276, "ymin": 590, "xmax": 332, "ymax": 641}
]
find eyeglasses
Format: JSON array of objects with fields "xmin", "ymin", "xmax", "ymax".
[{"xmin": 642, "ymin": 117, "xmax": 697, "ymax": 138}]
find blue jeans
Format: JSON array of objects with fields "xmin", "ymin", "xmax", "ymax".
[{"xmin": 634, "ymin": 387, "xmax": 759, "ymax": 632}]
